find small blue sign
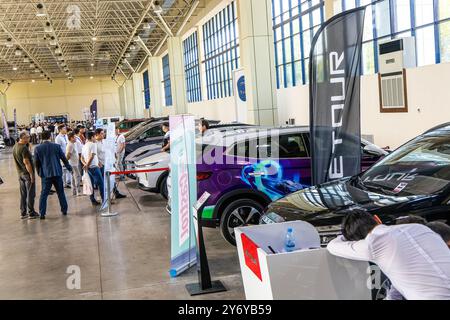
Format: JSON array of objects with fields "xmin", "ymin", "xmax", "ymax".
[{"xmin": 237, "ymin": 76, "xmax": 246, "ymax": 102}]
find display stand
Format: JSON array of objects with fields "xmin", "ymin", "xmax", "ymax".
[
  {"xmin": 236, "ymin": 221, "xmax": 372, "ymax": 300},
  {"xmin": 186, "ymin": 192, "xmax": 227, "ymax": 296}
]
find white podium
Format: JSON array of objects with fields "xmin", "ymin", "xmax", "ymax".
[{"xmin": 235, "ymin": 221, "xmax": 372, "ymax": 300}]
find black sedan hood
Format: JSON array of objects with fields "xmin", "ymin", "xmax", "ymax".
[{"xmin": 265, "ymin": 178, "xmax": 435, "ymax": 227}]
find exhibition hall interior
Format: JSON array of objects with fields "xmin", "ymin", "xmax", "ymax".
[{"xmin": 0, "ymin": 0, "xmax": 450, "ymax": 302}]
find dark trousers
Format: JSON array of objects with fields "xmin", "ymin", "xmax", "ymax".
[
  {"xmin": 88, "ymin": 167, "xmax": 104, "ymax": 203},
  {"xmin": 19, "ymin": 174, "xmax": 36, "ymax": 216},
  {"xmin": 39, "ymin": 176, "xmax": 68, "ymax": 217}
]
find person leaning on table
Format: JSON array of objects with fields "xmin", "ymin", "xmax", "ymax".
[{"xmin": 327, "ymin": 210, "xmax": 450, "ymax": 300}]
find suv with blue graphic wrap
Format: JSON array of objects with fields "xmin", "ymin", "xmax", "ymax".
[{"xmin": 195, "ymin": 126, "xmax": 388, "ymax": 245}]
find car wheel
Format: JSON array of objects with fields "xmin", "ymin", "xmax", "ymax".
[
  {"xmin": 160, "ymin": 175, "xmax": 168, "ymax": 200},
  {"xmin": 220, "ymin": 199, "xmax": 264, "ymax": 246}
]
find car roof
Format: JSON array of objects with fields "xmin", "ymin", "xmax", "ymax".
[
  {"xmin": 424, "ymin": 122, "xmax": 450, "ymax": 135},
  {"xmin": 199, "ymin": 126, "xmax": 309, "ymax": 147}
]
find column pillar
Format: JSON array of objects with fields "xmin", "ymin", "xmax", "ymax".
[
  {"xmin": 132, "ymin": 73, "xmax": 145, "ymax": 118},
  {"xmin": 167, "ymin": 37, "xmax": 188, "ymax": 115},
  {"xmin": 148, "ymin": 56, "xmax": 164, "ymax": 117},
  {"xmin": 237, "ymin": 0, "xmax": 279, "ymax": 126},
  {"xmin": 124, "ymin": 79, "xmax": 136, "ymax": 119},
  {"xmin": 324, "ymin": 0, "xmax": 334, "ymax": 20}
]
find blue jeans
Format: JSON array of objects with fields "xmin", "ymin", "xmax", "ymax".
[
  {"xmin": 39, "ymin": 176, "xmax": 68, "ymax": 217},
  {"xmin": 88, "ymin": 167, "xmax": 104, "ymax": 203}
]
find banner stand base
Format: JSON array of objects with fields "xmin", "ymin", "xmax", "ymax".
[
  {"xmin": 100, "ymin": 211, "xmax": 119, "ymax": 217},
  {"xmin": 185, "ymin": 280, "xmax": 227, "ymax": 296}
]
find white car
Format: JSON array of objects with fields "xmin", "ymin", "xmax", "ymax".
[
  {"xmin": 136, "ymin": 151, "xmax": 170, "ymax": 199},
  {"xmin": 0, "ymin": 135, "xmax": 5, "ymax": 150}
]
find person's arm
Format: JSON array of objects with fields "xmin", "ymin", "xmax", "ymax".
[
  {"xmin": 23, "ymin": 151, "xmax": 35, "ymax": 183},
  {"xmin": 327, "ymin": 235, "xmax": 372, "ymax": 261},
  {"xmin": 162, "ymin": 141, "xmax": 170, "ymax": 152},
  {"xmin": 66, "ymin": 144, "xmax": 72, "ymax": 161},
  {"xmin": 59, "ymin": 146, "xmax": 72, "ymax": 172},
  {"xmin": 34, "ymin": 149, "xmax": 41, "ymax": 177},
  {"xmin": 84, "ymin": 145, "xmax": 95, "ymax": 169},
  {"xmin": 117, "ymin": 140, "xmax": 125, "ymax": 154}
]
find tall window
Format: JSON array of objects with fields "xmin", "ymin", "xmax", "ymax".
[
  {"xmin": 272, "ymin": 0, "xmax": 325, "ymax": 89},
  {"xmin": 183, "ymin": 32, "xmax": 202, "ymax": 103},
  {"xmin": 335, "ymin": 0, "xmax": 450, "ymax": 73},
  {"xmin": 142, "ymin": 70, "xmax": 150, "ymax": 109},
  {"xmin": 202, "ymin": 1, "xmax": 240, "ymax": 100},
  {"xmin": 162, "ymin": 54, "xmax": 172, "ymax": 106}
]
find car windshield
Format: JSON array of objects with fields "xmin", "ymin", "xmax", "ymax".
[{"xmin": 359, "ymin": 135, "xmax": 450, "ymax": 196}]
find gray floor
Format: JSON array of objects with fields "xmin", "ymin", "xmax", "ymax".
[{"xmin": 0, "ymin": 148, "xmax": 245, "ymax": 300}]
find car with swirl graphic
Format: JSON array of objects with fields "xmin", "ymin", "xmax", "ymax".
[{"xmin": 158, "ymin": 126, "xmax": 387, "ymax": 245}]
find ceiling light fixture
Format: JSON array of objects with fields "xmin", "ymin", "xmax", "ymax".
[
  {"xmin": 12, "ymin": 66, "xmax": 17, "ymax": 71},
  {"xmin": 129, "ymin": 45, "xmax": 136, "ymax": 51},
  {"xmin": 36, "ymin": 3, "xmax": 46, "ymax": 17},
  {"xmin": 5, "ymin": 38, "xmax": 13, "ymax": 48},
  {"xmin": 29, "ymin": 63, "xmax": 35, "ymax": 68},
  {"xmin": 49, "ymin": 36, "xmax": 57, "ymax": 46},
  {"xmin": 90, "ymin": 63, "xmax": 94, "ymax": 67},
  {"xmin": 90, "ymin": 76, "xmax": 94, "ymax": 79},
  {"xmin": 32, "ymin": 79, "xmax": 35, "ymax": 83},
  {"xmin": 14, "ymin": 47, "xmax": 21, "ymax": 56},
  {"xmin": 44, "ymin": 22, "xmax": 52, "ymax": 33},
  {"xmin": 55, "ymin": 46, "xmax": 62, "ymax": 54},
  {"xmin": 92, "ymin": 36, "xmax": 97, "ymax": 41},
  {"xmin": 153, "ymin": 1, "xmax": 163, "ymax": 14},
  {"xmin": 23, "ymin": 56, "xmax": 30, "ymax": 63}
]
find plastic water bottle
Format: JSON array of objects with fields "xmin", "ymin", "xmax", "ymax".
[{"xmin": 285, "ymin": 228, "xmax": 296, "ymax": 252}]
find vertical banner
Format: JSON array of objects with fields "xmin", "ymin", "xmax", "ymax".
[
  {"xmin": 169, "ymin": 115, "xmax": 197, "ymax": 277},
  {"xmin": 90, "ymin": 99, "xmax": 98, "ymax": 123},
  {"xmin": 233, "ymin": 69, "xmax": 247, "ymax": 123},
  {"xmin": 101, "ymin": 122, "xmax": 117, "ymax": 209},
  {"xmin": 1, "ymin": 108, "xmax": 9, "ymax": 139},
  {"xmin": 309, "ymin": 7, "xmax": 366, "ymax": 185}
]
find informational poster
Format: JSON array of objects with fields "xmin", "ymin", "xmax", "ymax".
[
  {"xmin": 169, "ymin": 114, "xmax": 197, "ymax": 277},
  {"xmin": 309, "ymin": 7, "xmax": 366, "ymax": 185},
  {"xmin": 101, "ymin": 121, "xmax": 117, "ymax": 210},
  {"xmin": 233, "ymin": 69, "xmax": 247, "ymax": 123}
]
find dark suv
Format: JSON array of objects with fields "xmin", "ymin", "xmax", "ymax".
[{"xmin": 261, "ymin": 123, "xmax": 450, "ymax": 245}]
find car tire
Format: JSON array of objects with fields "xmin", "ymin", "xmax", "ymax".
[
  {"xmin": 160, "ymin": 175, "xmax": 168, "ymax": 200},
  {"xmin": 220, "ymin": 199, "xmax": 264, "ymax": 246}
]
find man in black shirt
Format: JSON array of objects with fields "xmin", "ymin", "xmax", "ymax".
[{"xmin": 12, "ymin": 131, "xmax": 38, "ymax": 219}]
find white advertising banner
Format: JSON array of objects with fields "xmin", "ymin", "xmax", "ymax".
[{"xmin": 233, "ymin": 69, "xmax": 247, "ymax": 123}]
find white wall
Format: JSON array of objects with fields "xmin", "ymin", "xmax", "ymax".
[
  {"xmin": 276, "ymin": 62, "xmax": 450, "ymax": 149},
  {"xmin": 5, "ymin": 77, "xmax": 120, "ymax": 124}
]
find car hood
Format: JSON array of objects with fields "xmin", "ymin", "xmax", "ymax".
[
  {"xmin": 126, "ymin": 144, "xmax": 162, "ymax": 162},
  {"xmin": 265, "ymin": 178, "xmax": 432, "ymax": 226},
  {"xmin": 135, "ymin": 151, "xmax": 170, "ymax": 167}
]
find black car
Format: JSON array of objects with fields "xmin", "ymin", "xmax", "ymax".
[{"xmin": 261, "ymin": 123, "xmax": 450, "ymax": 245}]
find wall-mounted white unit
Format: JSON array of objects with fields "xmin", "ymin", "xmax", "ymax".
[{"xmin": 378, "ymin": 37, "xmax": 416, "ymax": 113}]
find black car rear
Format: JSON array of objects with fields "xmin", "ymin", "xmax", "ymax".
[{"xmin": 261, "ymin": 124, "xmax": 450, "ymax": 245}]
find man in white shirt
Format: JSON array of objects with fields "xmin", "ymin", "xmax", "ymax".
[
  {"xmin": 81, "ymin": 131, "xmax": 104, "ymax": 205},
  {"xmin": 30, "ymin": 126, "xmax": 37, "ymax": 145},
  {"xmin": 36, "ymin": 125, "xmax": 43, "ymax": 144},
  {"xmin": 55, "ymin": 124, "xmax": 71, "ymax": 188},
  {"xmin": 66, "ymin": 132, "xmax": 81, "ymax": 196},
  {"xmin": 115, "ymin": 128, "xmax": 126, "ymax": 180},
  {"xmin": 327, "ymin": 210, "xmax": 450, "ymax": 300}
]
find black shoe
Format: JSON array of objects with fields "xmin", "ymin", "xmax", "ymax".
[
  {"xmin": 62, "ymin": 212, "xmax": 68, "ymax": 216},
  {"xmin": 115, "ymin": 193, "xmax": 127, "ymax": 199},
  {"xmin": 91, "ymin": 200, "xmax": 100, "ymax": 206},
  {"xmin": 40, "ymin": 215, "xmax": 46, "ymax": 220},
  {"xmin": 29, "ymin": 213, "xmax": 39, "ymax": 220},
  {"xmin": 21, "ymin": 214, "xmax": 29, "ymax": 220}
]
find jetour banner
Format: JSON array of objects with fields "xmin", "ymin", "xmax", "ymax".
[
  {"xmin": 309, "ymin": 7, "xmax": 366, "ymax": 185},
  {"xmin": 169, "ymin": 115, "xmax": 197, "ymax": 277}
]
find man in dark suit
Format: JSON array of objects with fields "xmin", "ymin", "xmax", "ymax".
[{"xmin": 34, "ymin": 130, "xmax": 73, "ymax": 219}]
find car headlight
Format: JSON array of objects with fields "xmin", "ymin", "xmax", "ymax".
[
  {"xmin": 260, "ymin": 212, "xmax": 286, "ymax": 224},
  {"xmin": 316, "ymin": 224, "xmax": 342, "ymax": 246}
]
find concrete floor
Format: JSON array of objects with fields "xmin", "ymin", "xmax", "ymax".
[{"xmin": 0, "ymin": 148, "xmax": 245, "ymax": 300}]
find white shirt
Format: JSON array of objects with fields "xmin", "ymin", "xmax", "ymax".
[
  {"xmin": 327, "ymin": 224, "xmax": 450, "ymax": 300},
  {"xmin": 115, "ymin": 134, "xmax": 126, "ymax": 154},
  {"xmin": 36, "ymin": 126, "xmax": 43, "ymax": 134},
  {"xmin": 75, "ymin": 138, "xmax": 83, "ymax": 154},
  {"xmin": 82, "ymin": 141, "xmax": 99, "ymax": 168},
  {"xmin": 55, "ymin": 134, "xmax": 68, "ymax": 154},
  {"xmin": 96, "ymin": 140, "xmax": 105, "ymax": 165},
  {"xmin": 66, "ymin": 142, "xmax": 79, "ymax": 167},
  {"xmin": 30, "ymin": 127, "xmax": 36, "ymax": 135}
]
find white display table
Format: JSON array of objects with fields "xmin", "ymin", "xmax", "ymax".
[{"xmin": 235, "ymin": 221, "xmax": 372, "ymax": 300}]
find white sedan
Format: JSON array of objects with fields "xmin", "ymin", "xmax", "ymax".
[{"xmin": 135, "ymin": 151, "xmax": 170, "ymax": 199}]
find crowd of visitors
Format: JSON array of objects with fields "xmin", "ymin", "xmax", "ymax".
[{"xmin": 12, "ymin": 120, "xmax": 127, "ymax": 219}]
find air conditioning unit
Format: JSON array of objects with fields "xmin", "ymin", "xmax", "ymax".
[{"xmin": 378, "ymin": 37, "xmax": 416, "ymax": 113}]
